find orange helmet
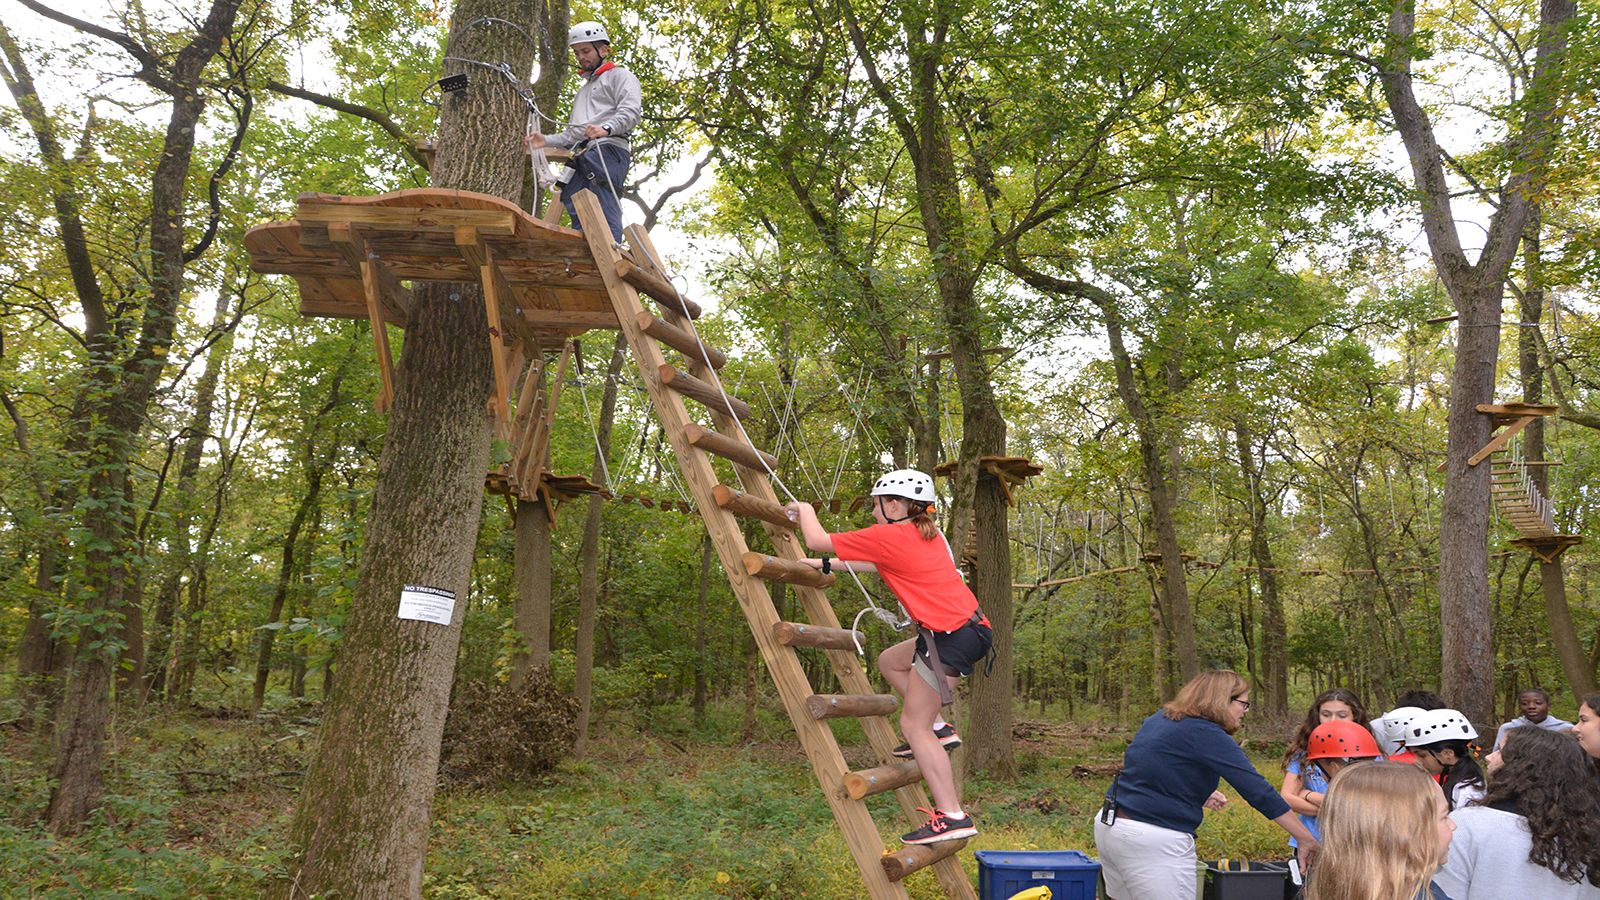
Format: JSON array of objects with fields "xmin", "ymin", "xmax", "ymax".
[{"xmin": 1306, "ymin": 719, "xmax": 1381, "ymax": 761}]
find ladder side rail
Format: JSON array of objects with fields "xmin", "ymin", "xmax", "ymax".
[
  {"xmin": 624, "ymin": 221, "xmax": 977, "ymax": 900},
  {"xmin": 580, "ymin": 197, "xmax": 912, "ymax": 900}
]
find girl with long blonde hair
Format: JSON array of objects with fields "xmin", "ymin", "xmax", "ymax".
[{"xmin": 1306, "ymin": 761, "xmax": 1455, "ymax": 900}]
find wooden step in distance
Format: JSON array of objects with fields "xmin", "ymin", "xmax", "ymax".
[
  {"xmin": 715, "ymin": 484, "xmax": 796, "ymax": 529},
  {"xmin": 615, "ymin": 258, "xmax": 702, "ymax": 319},
  {"xmin": 841, "ymin": 760, "xmax": 922, "ymax": 800},
  {"xmin": 882, "ymin": 840, "xmax": 968, "ymax": 883},
  {"xmin": 684, "ymin": 423, "xmax": 779, "ymax": 472},
  {"xmin": 774, "ymin": 620, "xmax": 863, "ymax": 651},
  {"xmin": 660, "ymin": 364, "xmax": 751, "ymax": 420},
  {"xmin": 742, "ymin": 551, "xmax": 835, "ymax": 588},
  {"xmin": 637, "ymin": 311, "xmax": 726, "ymax": 369},
  {"xmin": 805, "ymin": 693, "xmax": 899, "ymax": 720}
]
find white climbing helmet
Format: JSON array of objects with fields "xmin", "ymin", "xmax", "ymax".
[
  {"xmin": 1380, "ymin": 706, "xmax": 1427, "ymax": 746},
  {"xmin": 1406, "ymin": 708, "xmax": 1478, "ymax": 746},
  {"xmin": 871, "ymin": 469, "xmax": 937, "ymax": 505},
  {"xmin": 568, "ymin": 21, "xmax": 610, "ymax": 46}
]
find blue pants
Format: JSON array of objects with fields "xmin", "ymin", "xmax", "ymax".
[{"xmin": 561, "ymin": 143, "xmax": 629, "ymax": 242}]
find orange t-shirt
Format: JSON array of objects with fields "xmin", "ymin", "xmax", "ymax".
[{"xmin": 830, "ymin": 522, "xmax": 984, "ymax": 632}]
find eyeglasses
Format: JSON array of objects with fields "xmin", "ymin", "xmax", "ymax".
[{"xmin": 1232, "ymin": 697, "xmax": 1251, "ymax": 710}]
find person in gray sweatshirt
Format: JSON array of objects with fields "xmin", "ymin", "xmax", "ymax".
[
  {"xmin": 526, "ymin": 21, "xmax": 642, "ymax": 242},
  {"xmin": 1434, "ymin": 726, "xmax": 1600, "ymax": 900}
]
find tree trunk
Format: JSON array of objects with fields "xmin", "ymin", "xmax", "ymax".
[
  {"xmin": 1235, "ymin": 423, "xmax": 1287, "ymax": 712},
  {"xmin": 1518, "ymin": 211, "xmax": 1596, "ymax": 695},
  {"xmin": 253, "ymin": 466, "xmax": 324, "ymax": 713},
  {"xmin": 1099, "ymin": 303, "xmax": 1199, "ymax": 682},
  {"xmin": 34, "ymin": 0, "xmax": 244, "ymax": 832},
  {"xmin": 508, "ymin": 496, "xmax": 553, "ymax": 688},
  {"xmin": 148, "ymin": 293, "xmax": 233, "ymax": 701},
  {"xmin": 693, "ymin": 532, "xmax": 713, "ymax": 725},
  {"xmin": 1376, "ymin": 0, "xmax": 1575, "ymax": 723},
  {"xmin": 573, "ymin": 333, "xmax": 625, "ymax": 758},
  {"xmin": 280, "ymin": 5, "xmax": 535, "ymax": 894}
]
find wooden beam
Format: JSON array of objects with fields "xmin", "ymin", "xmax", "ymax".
[
  {"xmin": 327, "ymin": 221, "xmax": 413, "ymax": 325},
  {"xmin": 1467, "ymin": 414, "xmax": 1536, "ymax": 466},
  {"xmin": 804, "ymin": 693, "xmax": 898, "ymax": 720},
  {"xmin": 638, "ymin": 311, "xmax": 726, "ymax": 368},
  {"xmin": 660, "ymin": 364, "xmax": 751, "ymax": 420},
  {"xmin": 881, "ymin": 840, "xmax": 968, "ymax": 882},
  {"xmin": 742, "ymin": 552, "xmax": 835, "ymax": 589},
  {"xmin": 616, "ymin": 258, "xmax": 702, "ymax": 319},
  {"xmin": 300, "ymin": 201, "xmax": 516, "ymax": 236},
  {"xmin": 684, "ymin": 423, "xmax": 778, "ymax": 472},
  {"xmin": 358, "ymin": 256, "xmax": 396, "ymax": 413},
  {"xmin": 841, "ymin": 761, "xmax": 922, "ymax": 800},
  {"xmin": 773, "ymin": 621, "xmax": 862, "ymax": 651},
  {"xmin": 714, "ymin": 484, "xmax": 796, "ymax": 530}
]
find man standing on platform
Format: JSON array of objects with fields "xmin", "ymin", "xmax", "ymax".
[{"xmin": 526, "ymin": 21, "xmax": 641, "ymax": 243}]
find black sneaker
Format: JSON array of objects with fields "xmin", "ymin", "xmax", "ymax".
[
  {"xmin": 901, "ymin": 808, "xmax": 977, "ymax": 845},
  {"xmin": 891, "ymin": 724, "xmax": 962, "ymax": 758}
]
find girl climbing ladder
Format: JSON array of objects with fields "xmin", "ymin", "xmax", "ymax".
[{"xmin": 787, "ymin": 469, "xmax": 993, "ymax": 845}]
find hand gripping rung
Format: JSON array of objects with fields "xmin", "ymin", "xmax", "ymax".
[{"xmin": 742, "ymin": 552, "xmax": 834, "ymax": 588}]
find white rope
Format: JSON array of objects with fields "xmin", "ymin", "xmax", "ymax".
[{"xmin": 573, "ymin": 369, "xmax": 611, "ymax": 487}]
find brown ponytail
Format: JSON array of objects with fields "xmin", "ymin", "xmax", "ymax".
[{"xmin": 908, "ymin": 500, "xmax": 939, "ymax": 541}]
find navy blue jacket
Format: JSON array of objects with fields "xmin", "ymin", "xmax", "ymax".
[{"xmin": 1106, "ymin": 711, "xmax": 1291, "ymax": 834}]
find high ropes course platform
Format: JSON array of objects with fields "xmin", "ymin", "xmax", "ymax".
[{"xmin": 245, "ymin": 188, "xmax": 976, "ymax": 899}]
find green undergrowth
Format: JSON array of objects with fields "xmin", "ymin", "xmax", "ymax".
[{"xmin": 0, "ymin": 702, "xmax": 1287, "ymax": 897}]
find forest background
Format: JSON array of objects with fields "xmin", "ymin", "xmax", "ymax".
[{"xmin": 0, "ymin": 0, "xmax": 1597, "ymax": 895}]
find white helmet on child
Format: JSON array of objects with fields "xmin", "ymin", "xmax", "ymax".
[
  {"xmin": 1406, "ymin": 708, "xmax": 1478, "ymax": 746},
  {"xmin": 1380, "ymin": 706, "xmax": 1426, "ymax": 746},
  {"xmin": 568, "ymin": 21, "xmax": 610, "ymax": 45},
  {"xmin": 872, "ymin": 469, "xmax": 936, "ymax": 505}
]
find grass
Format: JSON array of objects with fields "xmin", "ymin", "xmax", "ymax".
[{"xmin": 0, "ymin": 701, "xmax": 1289, "ymax": 897}]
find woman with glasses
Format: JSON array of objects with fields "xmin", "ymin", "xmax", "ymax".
[{"xmin": 1094, "ymin": 670, "xmax": 1319, "ymax": 900}]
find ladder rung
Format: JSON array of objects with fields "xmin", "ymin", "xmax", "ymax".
[
  {"xmin": 742, "ymin": 551, "xmax": 835, "ymax": 588},
  {"xmin": 637, "ymin": 311, "xmax": 727, "ymax": 369},
  {"xmin": 804, "ymin": 693, "xmax": 898, "ymax": 720},
  {"xmin": 615, "ymin": 258, "xmax": 702, "ymax": 319},
  {"xmin": 660, "ymin": 364, "xmax": 751, "ymax": 420},
  {"xmin": 684, "ymin": 423, "xmax": 779, "ymax": 472},
  {"xmin": 715, "ymin": 484, "xmax": 796, "ymax": 529},
  {"xmin": 881, "ymin": 839, "xmax": 968, "ymax": 882},
  {"xmin": 841, "ymin": 760, "xmax": 921, "ymax": 800},
  {"xmin": 774, "ymin": 620, "xmax": 862, "ymax": 651}
]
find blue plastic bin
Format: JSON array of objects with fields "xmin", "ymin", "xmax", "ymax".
[{"xmin": 976, "ymin": 849, "xmax": 1100, "ymax": 900}]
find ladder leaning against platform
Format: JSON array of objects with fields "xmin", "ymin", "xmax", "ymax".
[
  {"xmin": 570, "ymin": 191, "xmax": 977, "ymax": 900},
  {"xmin": 242, "ymin": 185, "xmax": 978, "ymax": 899}
]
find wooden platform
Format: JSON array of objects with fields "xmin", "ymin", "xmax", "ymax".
[{"xmin": 243, "ymin": 188, "xmax": 619, "ymax": 346}]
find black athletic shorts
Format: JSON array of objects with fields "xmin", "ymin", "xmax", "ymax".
[{"xmin": 914, "ymin": 618, "xmax": 994, "ymax": 678}]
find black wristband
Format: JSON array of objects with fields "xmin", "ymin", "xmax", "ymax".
[{"xmin": 821, "ymin": 556, "xmax": 832, "ymax": 575}]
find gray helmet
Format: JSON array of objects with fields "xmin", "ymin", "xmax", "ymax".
[
  {"xmin": 1407, "ymin": 708, "xmax": 1478, "ymax": 746},
  {"xmin": 871, "ymin": 469, "xmax": 936, "ymax": 505},
  {"xmin": 568, "ymin": 21, "xmax": 609, "ymax": 46}
]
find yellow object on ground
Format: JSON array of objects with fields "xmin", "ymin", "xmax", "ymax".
[{"xmin": 1005, "ymin": 887, "xmax": 1052, "ymax": 900}]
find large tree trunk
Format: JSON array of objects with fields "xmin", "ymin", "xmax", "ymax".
[
  {"xmin": 280, "ymin": 5, "xmax": 535, "ymax": 893},
  {"xmin": 1518, "ymin": 212, "xmax": 1596, "ymax": 695},
  {"xmin": 508, "ymin": 496, "xmax": 553, "ymax": 687},
  {"xmin": 29, "ymin": 0, "xmax": 244, "ymax": 832},
  {"xmin": 1376, "ymin": 0, "xmax": 1575, "ymax": 723}
]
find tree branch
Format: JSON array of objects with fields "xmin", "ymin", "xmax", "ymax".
[{"xmin": 265, "ymin": 79, "xmax": 431, "ymax": 171}]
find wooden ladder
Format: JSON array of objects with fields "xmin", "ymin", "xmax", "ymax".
[
  {"xmin": 571, "ymin": 193, "xmax": 977, "ymax": 899},
  {"xmin": 1490, "ymin": 451, "xmax": 1557, "ymax": 540}
]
